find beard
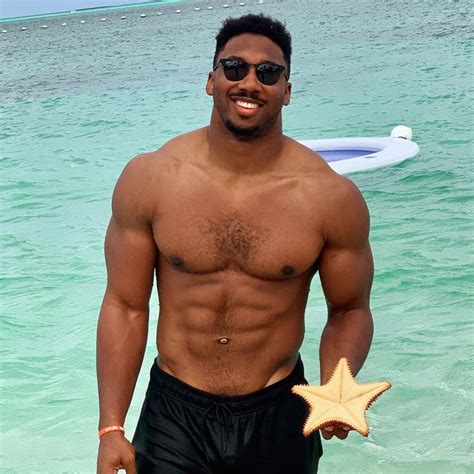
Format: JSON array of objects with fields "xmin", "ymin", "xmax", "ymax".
[
  {"xmin": 221, "ymin": 109, "xmax": 280, "ymax": 142},
  {"xmin": 223, "ymin": 119, "xmax": 263, "ymax": 141}
]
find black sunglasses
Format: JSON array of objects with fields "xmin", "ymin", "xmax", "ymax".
[{"xmin": 213, "ymin": 59, "xmax": 288, "ymax": 86}]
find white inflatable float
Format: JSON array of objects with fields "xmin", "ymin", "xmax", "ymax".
[{"xmin": 299, "ymin": 125, "xmax": 419, "ymax": 174}]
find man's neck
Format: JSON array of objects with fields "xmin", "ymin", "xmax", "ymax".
[{"xmin": 206, "ymin": 111, "xmax": 286, "ymax": 174}]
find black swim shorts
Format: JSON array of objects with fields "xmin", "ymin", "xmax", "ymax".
[{"xmin": 133, "ymin": 356, "xmax": 322, "ymax": 473}]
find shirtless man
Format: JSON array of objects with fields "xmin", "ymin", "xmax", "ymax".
[{"xmin": 97, "ymin": 14, "xmax": 374, "ymax": 474}]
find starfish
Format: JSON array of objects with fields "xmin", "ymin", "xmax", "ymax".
[{"xmin": 291, "ymin": 358, "xmax": 391, "ymax": 437}]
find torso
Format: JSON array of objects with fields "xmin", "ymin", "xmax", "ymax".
[{"xmin": 142, "ymin": 128, "xmax": 339, "ymax": 395}]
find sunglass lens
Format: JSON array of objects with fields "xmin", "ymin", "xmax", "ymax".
[
  {"xmin": 256, "ymin": 64, "xmax": 282, "ymax": 85},
  {"xmin": 223, "ymin": 60, "xmax": 248, "ymax": 81}
]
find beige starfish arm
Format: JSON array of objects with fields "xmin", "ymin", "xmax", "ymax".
[
  {"xmin": 344, "ymin": 381, "xmax": 391, "ymax": 435},
  {"xmin": 344, "ymin": 380, "xmax": 392, "ymax": 403},
  {"xmin": 302, "ymin": 402, "xmax": 368, "ymax": 437},
  {"xmin": 292, "ymin": 383, "xmax": 340, "ymax": 401}
]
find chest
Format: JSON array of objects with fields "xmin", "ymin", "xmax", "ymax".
[{"xmin": 152, "ymin": 180, "xmax": 323, "ymax": 279}]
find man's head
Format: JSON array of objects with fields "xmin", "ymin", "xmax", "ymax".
[
  {"xmin": 206, "ymin": 15, "xmax": 293, "ymax": 141},
  {"xmin": 213, "ymin": 14, "xmax": 292, "ymax": 78}
]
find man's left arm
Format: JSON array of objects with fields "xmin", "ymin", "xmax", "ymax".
[{"xmin": 318, "ymin": 178, "xmax": 374, "ymax": 439}]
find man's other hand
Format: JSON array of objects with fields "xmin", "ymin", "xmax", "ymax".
[
  {"xmin": 97, "ymin": 432, "xmax": 137, "ymax": 474},
  {"xmin": 321, "ymin": 424, "xmax": 352, "ymax": 440}
]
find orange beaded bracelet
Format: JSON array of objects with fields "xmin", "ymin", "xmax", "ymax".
[{"xmin": 98, "ymin": 425, "xmax": 125, "ymax": 439}]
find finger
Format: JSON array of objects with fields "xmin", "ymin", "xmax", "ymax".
[
  {"xmin": 97, "ymin": 459, "xmax": 118, "ymax": 474},
  {"xmin": 98, "ymin": 467, "xmax": 118, "ymax": 474},
  {"xmin": 334, "ymin": 427, "xmax": 349, "ymax": 440},
  {"xmin": 123, "ymin": 455, "xmax": 137, "ymax": 474},
  {"xmin": 320, "ymin": 426, "xmax": 334, "ymax": 440}
]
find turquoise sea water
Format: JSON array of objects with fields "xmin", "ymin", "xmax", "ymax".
[{"xmin": 1, "ymin": 0, "xmax": 473, "ymax": 471}]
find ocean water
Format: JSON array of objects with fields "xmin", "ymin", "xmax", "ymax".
[{"xmin": 1, "ymin": 0, "xmax": 473, "ymax": 472}]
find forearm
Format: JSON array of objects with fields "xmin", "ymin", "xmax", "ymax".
[
  {"xmin": 96, "ymin": 299, "xmax": 149, "ymax": 429},
  {"xmin": 319, "ymin": 307, "xmax": 373, "ymax": 384}
]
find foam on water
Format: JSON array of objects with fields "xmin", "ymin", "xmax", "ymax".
[{"xmin": 1, "ymin": 0, "xmax": 473, "ymax": 471}]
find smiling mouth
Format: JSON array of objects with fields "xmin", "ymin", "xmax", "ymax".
[
  {"xmin": 235, "ymin": 100, "xmax": 259, "ymax": 110},
  {"xmin": 230, "ymin": 97, "xmax": 264, "ymax": 118}
]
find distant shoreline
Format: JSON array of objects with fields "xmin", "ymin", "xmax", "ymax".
[{"xmin": 0, "ymin": 0, "xmax": 185, "ymax": 24}]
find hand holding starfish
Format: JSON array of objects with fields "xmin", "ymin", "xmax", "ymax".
[{"xmin": 292, "ymin": 358, "xmax": 391, "ymax": 439}]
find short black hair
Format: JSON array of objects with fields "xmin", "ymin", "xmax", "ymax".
[{"xmin": 213, "ymin": 14, "xmax": 292, "ymax": 78}]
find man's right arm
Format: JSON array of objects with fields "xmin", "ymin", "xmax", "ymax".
[{"xmin": 97, "ymin": 155, "xmax": 157, "ymax": 473}]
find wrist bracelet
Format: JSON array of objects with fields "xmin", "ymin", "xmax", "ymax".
[{"xmin": 98, "ymin": 425, "xmax": 125, "ymax": 439}]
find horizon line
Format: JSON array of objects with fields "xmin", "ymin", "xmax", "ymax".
[{"xmin": 0, "ymin": 0, "xmax": 184, "ymax": 23}]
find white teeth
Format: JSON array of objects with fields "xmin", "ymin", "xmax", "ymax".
[{"xmin": 236, "ymin": 100, "xmax": 258, "ymax": 109}]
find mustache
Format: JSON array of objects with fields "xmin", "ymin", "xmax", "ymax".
[{"xmin": 229, "ymin": 92, "xmax": 265, "ymax": 105}]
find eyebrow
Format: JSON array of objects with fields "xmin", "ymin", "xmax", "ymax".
[{"xmin": 224, "ymin": 55, "xmax": 245, "ymax": 61}]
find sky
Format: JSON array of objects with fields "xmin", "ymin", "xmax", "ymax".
[{"xmin": 0, "ymin": 0, "xmax": 151, "ymax": 19}]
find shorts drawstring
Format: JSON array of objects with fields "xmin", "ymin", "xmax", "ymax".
[{"xmin": 200, "ymin": 401, "xmax": 233, "ymax": 462}]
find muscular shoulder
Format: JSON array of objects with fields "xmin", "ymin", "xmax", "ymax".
[
  {"xmin": 112, "ymin": 129, "xmax": 205, "ymax": 226},
  {"xmin": 323, "ymin": 175, "xmax": 370, "ymax": 246},
  {"xmin": 111, "ymin": 152, "xmax": 158, "ymax": 227},
  {"xmin": 284, "ymin": 138, "xmax": 370, "ymax": 245},
  {"xmin": 307, "ymin": 169, "xmax": 370, "ymax": 250}
]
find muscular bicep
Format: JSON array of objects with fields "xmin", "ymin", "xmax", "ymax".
[
  {"xmin": 103, "ymin": 155, "xmax": 157, "ymax": 310},
  {"xmin": 319, "ymin": 240, "xmax": 373, "ymax": 312},
  {"xmin": 318, "ymin": 180, "xmax": 374, "ymax": 313},
  {"xmin": 104, "ymin": 218, "xmax": 156, "ymax": 310}
]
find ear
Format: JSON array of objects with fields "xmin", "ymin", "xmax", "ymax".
[
  {"xmin": 283, "ymin": 81, "xmax": 292, "ymax": 106},
  {"xmin": 206, "ymin": 72, "xmax": 214, "ymax": 97}
]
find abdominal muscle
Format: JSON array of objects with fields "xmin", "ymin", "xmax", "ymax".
[{"xmin": 154, "ymin": 269, "xmax": 311, "ymax": 395}]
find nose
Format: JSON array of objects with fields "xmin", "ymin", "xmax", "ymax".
[{"xmin": 238, "ymin": 65, "xmax": 262, "ymax": 92}]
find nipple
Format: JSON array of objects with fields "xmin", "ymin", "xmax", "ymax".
[
  {"xmin": 218, "ymin": 337, "xmax": 230, "ymax": 345},
  {"xmin": 282, "ymin": 266, "xmax": 295, "ymax": 276},
  {"xmin": 171, "ymin": 256, "xmax": 184, "ymax": 267}
]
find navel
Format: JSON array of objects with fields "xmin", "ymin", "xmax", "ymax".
[
  {"xmin": 282, "ymin": 266, "xmax": 295, "ymax": 276},
  {"xmin": 171, "ymin": 256, "xmax": 184, "ymax": 268},
  {"xmin": 217, "ymin": 337, "xmax": 230, "ymax": 345}
]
